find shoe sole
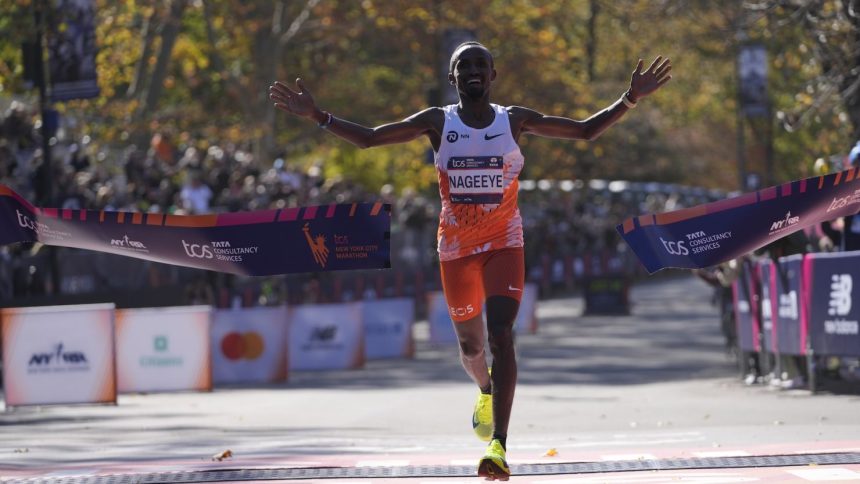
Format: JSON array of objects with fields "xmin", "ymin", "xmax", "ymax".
[{"xmin": 478, "ymin": 458, "xmax": 510, "ymax": 481}]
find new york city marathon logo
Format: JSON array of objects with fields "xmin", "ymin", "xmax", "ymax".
[{"xmin": 302, "ymin": 223, "xmax": 329, "ymax": 268}]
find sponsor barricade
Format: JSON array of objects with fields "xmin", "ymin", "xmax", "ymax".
[
  {"xmin": 1, "ymin": 304, "xmax": 116, "ymax": 407},
  {"xmin": 732, "ymin": 259, "xmax": 760, "ymax": 352},
  {"xmin": 428, "ymin": 285, "xmax": 539, "ymax": 345},
  {"xmin": 757, "ymin": 259, "xmax": 777, "ymax": 353},
  {"xmin": 363, "ymin": 298, "xmax": 415, "ymax": 359},
  {"xmin": 428, "ymin": 291, "xmax": 458, "ymax": 345},
  {"xmin": 772, "ymin": 254, "xmax": 804, "ymax": 355},
  {"xmin": 803, "ymin": 252, "xmax": 860, "ymax": 357},
  {"xmin": 514, "ymin": 283, "xmax": 539, "ymax": 334},
  {"xmin": 115, "ymin": 306, "xmax": 212, "ymax": 393},
  {"xmin": 211, "ymin": 307, "xmax": 289, "ymax": 384},
  {"xmin": 289, "ymin": 302, "xmax": 364, "ymax": 370}
]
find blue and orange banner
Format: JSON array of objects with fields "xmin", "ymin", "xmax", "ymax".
[
  {"xmin": 0, "ymin": 185, "xmax": 390, "ymax": 276},
  {"xmin": 618, "ymin": 167, "xmax": 860, "ymax": 273}
]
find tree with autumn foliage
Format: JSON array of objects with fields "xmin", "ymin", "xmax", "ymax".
[{"xmin": 0, "ymin": 0, "xmax": 856, "ymax": 198}]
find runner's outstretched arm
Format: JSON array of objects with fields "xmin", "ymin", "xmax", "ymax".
[
  {"xmin": 513, "ymin": 56, "xmax": 672, "ymax": 141},
  {"xmin": 269, "ymin": 78, "xmax": 440, "ymax": 149}
]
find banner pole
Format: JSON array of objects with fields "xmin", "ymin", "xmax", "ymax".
[{"xmin": 33, "ymin": 0, "xmax": 62, "ymax": 295}]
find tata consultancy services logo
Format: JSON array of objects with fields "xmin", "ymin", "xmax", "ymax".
[
  {"xmin": 827, "ymin": 189, "xmax": 860, "ymax": 213},
  {"xmin": 302, "ymin": 223, "xmax": 329, "ymax": 268}
]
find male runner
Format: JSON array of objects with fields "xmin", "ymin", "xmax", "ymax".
[{"xmin": 270, "ymin": 42, "xmax": 671, "ymax": 480}]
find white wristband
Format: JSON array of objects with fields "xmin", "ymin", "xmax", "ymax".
[{"xmin": 622, "ymin": 92, "xmax": 637, "ymax": 109}]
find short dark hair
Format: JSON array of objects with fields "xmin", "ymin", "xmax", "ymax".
[{"xmin": 449, "ymin": 41, "xmax": 492, "ymax": 73}]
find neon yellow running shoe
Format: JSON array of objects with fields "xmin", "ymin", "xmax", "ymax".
[
  {"xmin": 477, "ymin": 438, "xmax": 510, "ymax": 481},
  {"xmin": 472, "ymin": 390, "xmax": 493, "ymax": 441}
]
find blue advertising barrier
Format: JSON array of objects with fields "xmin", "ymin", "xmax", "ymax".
[
  {"xmin": 772, "ymin": 254, "xmax": 804, "ymax": 356},
  {"xmin": 804, "ymin": 252, "xmax": 860, "ymax": 357},
  {"xmin": 619, "ymin": 168, "xmax": 860, "ymax": 273},
  {"xmin": 0, "ymin": 185, "xmax": 390, "ymax": 276},
  {"xmin": 757, "ymin": 259, "xmax": 776, "ymax": 353},
  {"xmin": 733, "ymin": 259, "xmax": 760, "ymax": 353},
  {"xmin": 362, "ymin": 298, "xmax": 415, "ymax": 360}
]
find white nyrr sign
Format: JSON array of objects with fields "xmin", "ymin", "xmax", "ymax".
[{"xmin": 1, "ymin": 304, "xmax": 116, "ymax": 407}]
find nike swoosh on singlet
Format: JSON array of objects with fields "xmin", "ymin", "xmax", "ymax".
[{"xmin": 484, "ymin": 132, "xmax": 504, "ymax": 140}]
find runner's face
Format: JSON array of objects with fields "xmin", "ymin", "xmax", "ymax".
[{"xmin": 450, "ymin": 47, "xmax": 495, "ymax": 101}]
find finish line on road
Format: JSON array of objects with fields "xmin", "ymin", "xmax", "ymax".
[{"xmin": 8, "ymin": 452, "xmax": 860, "ymax": 483}]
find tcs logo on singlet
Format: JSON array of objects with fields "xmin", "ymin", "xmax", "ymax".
[
  {"xmin": 220, "ymin": 331, "xmax": 265, "ymax": 360},
  {"xmin": 449, "ymin": 304, "xmax": 475, "ymax": 318}
]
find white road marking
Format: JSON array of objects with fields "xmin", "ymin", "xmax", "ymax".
[
  {"xmin": 788, "ymin": 467, "xmax": 860, "ymax": 481},
  {"xmin": 540, "ymin": 472, "xmax": 758, "ymax": 483},
  {"xmin": 600, "ymin": 453, "xmax": 657, "ymax": 461},
  {"xmin": 355, "ymin": 459, "xmax": 410, "ymax": 467},
  {"xmin": 692, "ymin": 451, "xmax": 751, "ymax": 458}
]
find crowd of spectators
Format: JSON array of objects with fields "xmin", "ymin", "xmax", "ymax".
[{"xmin": 0, "ymin": 101, "xmax": 718, "ymax": 304}]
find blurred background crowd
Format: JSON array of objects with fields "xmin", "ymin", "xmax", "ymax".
[{"xmin": 0, "ymin": 100, "xmax": 724, "ymax": 307}]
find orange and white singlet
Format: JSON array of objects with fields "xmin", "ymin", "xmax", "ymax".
[{"xmin": 435, "ymin": 104, "xmax": 525, "ymax": 262}]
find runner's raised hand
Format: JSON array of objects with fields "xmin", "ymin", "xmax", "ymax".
[
  {"xmin": 628, "ymin": 56, "xmax": 672, "ymax": 102},
  {"xmin": 269, "ymin": 78, "xmax": 321, "ymax": 120}
]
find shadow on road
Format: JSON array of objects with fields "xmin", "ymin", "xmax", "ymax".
[{"xmin": 280, "ymin": 274, "xmax": 735, "ymax": 390}]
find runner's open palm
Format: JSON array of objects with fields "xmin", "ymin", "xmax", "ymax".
[
  {"xmin": 269, "ymin": 78, "xmax": 318, "ymax": 119},
  {"xmin": 629, "ymin": 56, "xmax": 672, "ymax": 100}
]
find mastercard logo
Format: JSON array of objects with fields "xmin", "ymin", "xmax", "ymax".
[{"xmin": 221, "ymin": 331, "xmax": 265, "ymax": 360}]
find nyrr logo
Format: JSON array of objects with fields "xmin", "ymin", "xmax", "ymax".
[
  {"xmin": 182, "ymin": 240, "xmax": 213, "ymax": 259},
  {"xmin": 111, "ymin": 235, "xmax": 147, "ymax": 250},
  {"xmin": 769, "ymin": 211, "xmax": 800, "ymax": 234},
  {"xmin": 659, "ymin": 237, "xmax": 689, "ymax": 256},
  {"xmin": 28, "ymin": 343, "xmax": 88, "ymax": 366},
  {"xmin": 829, "ymin": 274, "xmax": 852, "ymax": 316},
  {"xmin": 302, "ymin": 223, "xmax": 329, "ymax": 268}
]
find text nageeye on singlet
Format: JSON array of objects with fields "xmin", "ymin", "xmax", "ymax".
[{"xmin": 447, "ymin": 156, "xmax": 504, "ymax": 204}]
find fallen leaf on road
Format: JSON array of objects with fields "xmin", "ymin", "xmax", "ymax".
[
  {"xmin": 543, "ymin": 448, "xmax": 558, "ymax": 457},
  {"xmin": 212, "ymin": 449, "xmax": 233, "ymax": 461}
]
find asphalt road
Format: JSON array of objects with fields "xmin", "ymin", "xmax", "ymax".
[{"xmin": 2, "ymin": 273, "xmax": 859, "ymax": 482}]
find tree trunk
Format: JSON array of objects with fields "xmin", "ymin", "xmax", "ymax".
[
  {"xmin": 140, "ymin": 0, "xmax": 187, "ymax": 118},
  {"xmin": 126, "ymin": 7, "xmax": 158, "ymax": 99},
  {"xmin": 258, "ymin": 1, "xmax": 288, "ymax": 160},
  {"xmin": 586, "ymin": 0, "xmax": 599, "ymax": 82}
]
